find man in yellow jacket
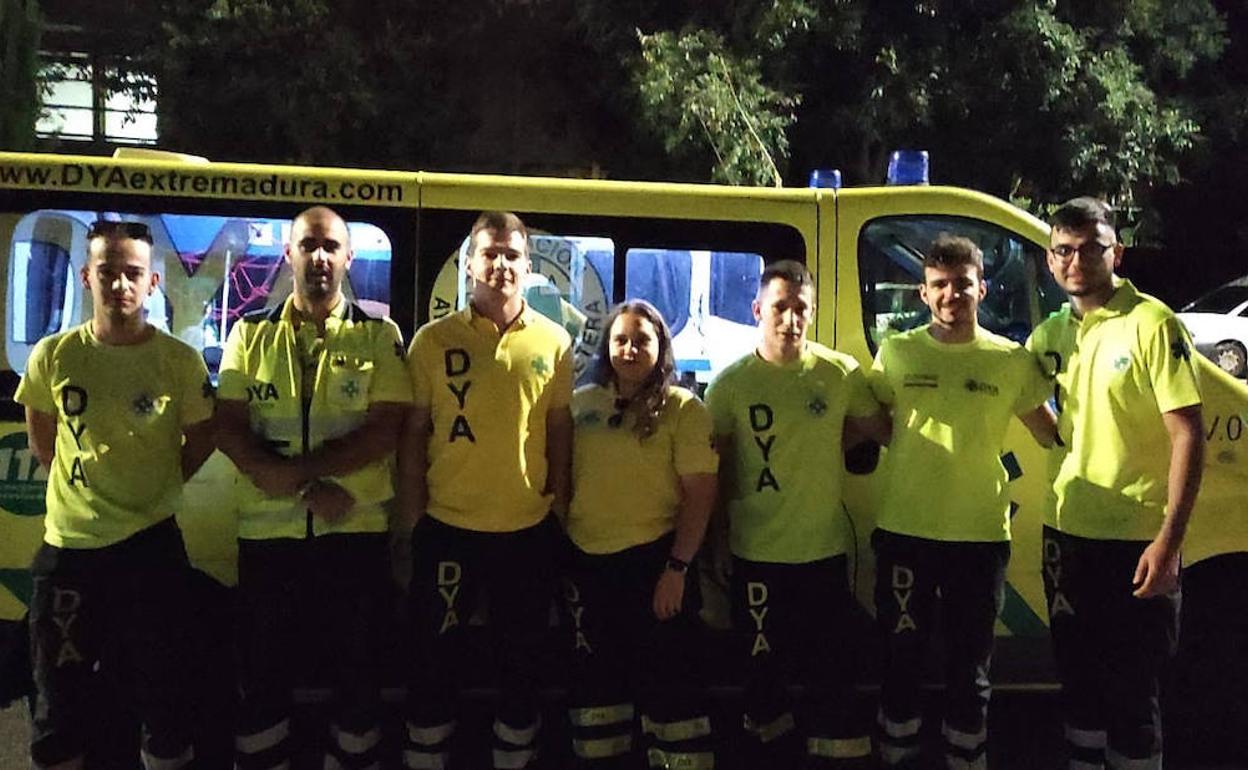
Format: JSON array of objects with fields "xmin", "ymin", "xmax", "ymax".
[{"xmin": 218, "ymin": 206, "xmax": 412, "ymax": 770}]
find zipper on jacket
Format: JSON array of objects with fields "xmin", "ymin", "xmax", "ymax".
[{"xmin": 303, "ymin": 391, "xmax": 312, "ymax": 539}]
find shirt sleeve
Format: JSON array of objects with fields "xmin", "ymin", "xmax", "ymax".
[
  {"xmin": 703, "ymin": 377, "xmax": 734, "ymax": 437},
  {"xmin": 548, "ymin": 342, "xmax": 574, "ymax": 410},
  {"xmin": 1012, "ymin": 346, "xmax": 1052, "ymax": 415},
  {"xmin": 868, "ymin": 342, "xmax": 896, "ymax": 407},
  {"xmin": 844, "ymin": 361, "xmax": 879, "ymax": 418},
  {"xmin": 406, "ymin": 328, "xmax": 433, "ymax": 409},
  {"xmin": 217, "ymin": 320, "xmax": 250, "ymax": 402},
  {"xmin": 369, "ymin": 319, "xmax": 414, "ymax": 404},
  {"xmin": 1145, "ymin": 314, "xmax": 1203, "ymax": 413},
  {"xmin": 14, "ymin": 336, "xmax": 56, "ymax": 413},
  {"xmin": 673, "ymin": 395, "xmax": 719, "ymax": 476},
  {"xmin": 177, "ymin": 344, "xmax": 215, "ymax": 427}
]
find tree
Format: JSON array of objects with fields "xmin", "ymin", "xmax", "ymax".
[
  {"xmin": 635, "ymin": 29, "xmax": 795, "ymax": 186},
  {"xmin": 600, "ymin": 0, "xmax": 1228, "ymax": 217},
  {"xmin": 0, "ymin": 0, "xmax": 42, "ymax": 151}
]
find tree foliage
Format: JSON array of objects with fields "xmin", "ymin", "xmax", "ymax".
[
  {"xmin": 605, "ymin": 0, "xmax": 1228, "ymax": 216},
  {"xmin": 0, "ymin": 0, "xmax": 42, "ymax": 151},
  {"xmin": 635, "ymin": 29, "xmax": 795, "ymax": 186},
  {"xmin": 23, "ymin": 0, "xmax": 1238, "ymax": 235}
]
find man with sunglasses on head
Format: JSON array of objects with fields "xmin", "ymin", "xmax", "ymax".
[
  {"xmin": 17, "ymin": 220, "xmax": 215, "ymax": 770},
  {"xmin": 217, "ymin": 206, "xmax": 412, "ymax": 770},
  {"xmin": 1027, "ymin": 197, "xmax": 1204, "ymax": 770}
]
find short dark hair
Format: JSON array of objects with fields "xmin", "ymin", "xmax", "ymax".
[
  {"xmin": 1051, "ymin": 197, "xmax": 1115, "ymax": 231},
  {"xmin": 87, "ymin": 220, "xmax": 153, "ymax": 245},
  {"xmin": 925, "ymin": 234, "xmax": 983, "ymax": 274},
  {"xmin": 469, "ymin": 211, "xmax": 529, "ymax": 248},
  {"xmin": 758, "ymin": 259, "xmax": 812, "ymax": 294}
]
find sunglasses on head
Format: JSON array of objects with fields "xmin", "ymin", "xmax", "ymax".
[
  {"xmin": 607, "ymin": 397, "xmax": 630, "ymax": 429},
  {"xmin": 87, "ymin": 220, "xmax": 153, "ymax": 243}
]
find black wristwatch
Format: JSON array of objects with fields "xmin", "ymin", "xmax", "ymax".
[{"xmin": 665, "ymin": 556, "xmax": 690, "ymax": 575}]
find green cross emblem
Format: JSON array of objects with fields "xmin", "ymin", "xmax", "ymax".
[
  {"xmin": 341, "ymin": 379, "xmax": 360, "ymax": 399},
  {"xmin": 531, "ymin": 356, "xmax": 550, "ymax": 376}
]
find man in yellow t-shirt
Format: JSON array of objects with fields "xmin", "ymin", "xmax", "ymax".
[
  {"xmin": 869, "ymin": 236, "xmax": 1056, "ymax": 769},
  {"xmin": 16, "ymin": 220, "xmax": 215, "ymax": 770},
  {"xmin": 399, "ymin": 212, "xmax": 572, "ymax": 770},
  {"xmin": 217, "ymin": 206, "xmax": 412, "ymax": 770},
  {"xmin": 706, "ymin": 260, "xmax": 887, "ymax": 769},
  {"xmin": 1027, "ymin": 197, "xmax": 1204, "ymax": 770}
]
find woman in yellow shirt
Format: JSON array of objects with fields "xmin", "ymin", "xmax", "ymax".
[{"xmin": 564, "ymin": 300, "xmax": 719, "ymax": 769}]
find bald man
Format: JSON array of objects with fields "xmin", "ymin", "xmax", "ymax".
[{"xmin": 218, "ymin": 206, "xmax": 412, "ymax": 770}]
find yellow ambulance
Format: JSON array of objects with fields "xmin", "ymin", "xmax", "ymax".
[{"xmin": 0, "ymin": 149, "xmax": 1243, "ymax": 682}]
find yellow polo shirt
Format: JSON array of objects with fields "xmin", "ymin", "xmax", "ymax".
[
  {"xmin": 1025, "ymin": 307, "xmax": 1078, "ymax": 527},
  {"xmin": 568, "ymin": 384, "xmax": 718, "ymax": 554},
  {"xmin": 706, "ymin": 342, "xmax": 878, "ymax": 564},
  {"xmin": 1036, "ymin": 280, "xmax": 1202, "ymax": 540},
  {"xmin": 870, "ymin": 325, "xmax": 1050, "ymax": 541},
  {"xmin": 408, "ymin": 304, "xmax": 573, "ymax": 532},
  {"xmin": 15, "ymin": 324, "xmax": 214, "ymax": 549},
  {"xmin": 219, "ymin": 297, "xmax": 413, "ymax": 539}
]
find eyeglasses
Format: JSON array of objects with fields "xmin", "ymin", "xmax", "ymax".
[
  {"xmin": 1049, "ymin": 241, "xmax": 1114, "ymax": 264},
  {"xmin": 88, "ymin": 220, "xmax": 153, "ymax": 243}
]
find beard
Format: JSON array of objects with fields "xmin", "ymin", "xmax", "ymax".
[{"xmin": 302, "ymin": 270, "xmax": 337, "ymax": 299}]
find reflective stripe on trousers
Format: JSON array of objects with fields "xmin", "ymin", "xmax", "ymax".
[
  {"xmin": 493, "ymin": 717, "xmax": 540, "ymax": 769},
  {"xmin": 743, "ymin": 712, "xmax": 795, "ymax": 744},
  {"xmin": 943, "ymin": 721, "xmax": 987, "ymax": 769},
  {"xmin": 1105, "ymin": 748, "xmax": 1161, "ymax": 770},
  {"xmin": 494, "ymin": 717, "xmax": 541, "ymax": 747},
  {"xmin": 570, "ymin": 702, "xmax": 634, "ymax": 728},
  {"xmin": 404, "ymin": 720, "xmax": 454, "ymax": 770},
  {"xmin": 573, "ymin": 734, "xmax": 633, "ymax": 760},
  {"xmin": 646, "ymin": 747, "xmax": 714, "ymax": 769},
  {"xmin": 806, "ymin": 736, "xmax": 872, "ymax": 759},
  {"xmin": 330, "ymin": 724, "xmax": 381, "ymax": 755},
  {"xmin": 406, "ymin": 721, "xmax": 455, "ymax": 746},
  {"xmin": 492, "ymin": 747, "xmax": 537, "ymax": 769},
  {"xmin": 641, "ymin": 715, "xmax": 712, "ymax": 743},
  {"xmin": 237, "ymin": 719, "xmax": 292, "ymax": 755},
  {"xmin": 402, "ymin": 749, "xmax": 449, "ymax": 770},
  {"xmin": 142, "ymin": 745, "xmax": 194, "ymax": 770},
  {"xmin": 878, "ymin": 711, "xmax": 922, "ymax": 766},
  {"xmin": 323, "ymin": 755, "xmax": 379, "ymax": 770}
]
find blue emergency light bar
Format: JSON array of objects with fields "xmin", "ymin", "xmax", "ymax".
[
  {"xmin": 887, "ymin": 150, "xmax": 930, "ymax": 185},
  {"xmin": 808, "ymin": 169, "xmax": 843, "ymax": 189}
]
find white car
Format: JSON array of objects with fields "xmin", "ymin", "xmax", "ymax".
[{"xmin": 1178, "ymin": 277, "xmax": 1248, "ymax": 379}]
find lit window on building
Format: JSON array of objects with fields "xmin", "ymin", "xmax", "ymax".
[{"xmin": 36, "ymin": 55, "xmax": 157, "ymax": 144}]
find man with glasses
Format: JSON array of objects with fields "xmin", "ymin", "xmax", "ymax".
[
  {"xmin": 399, "ymin": 211, "xmax": 572, "ymax": 770},
  {"xmin": 1027, "ymin": 197, "xmax": 1204, "ymax": 769},
  {"xmin": 17, "ymin": 220, "xmax": 215, "ymax": 770},
  {"xmin": 217, "ymin": 206, "xmax": 412, "ymax": 770}
]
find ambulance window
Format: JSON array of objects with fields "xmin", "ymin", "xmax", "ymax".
[
  {"xmin": 625, "ymin": 248, "xmax": 763, "ymax": 389},
  {"xmin": 5, "ymin": 211, "xmax": 393, "ymax": 380},
  {"xmin": 858, "ymin": 216, "xmax": 1059, "ymax": 353},
  {"xmin": 10, "ymin": 240, "xmax": 71, "ymax": 344}
]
